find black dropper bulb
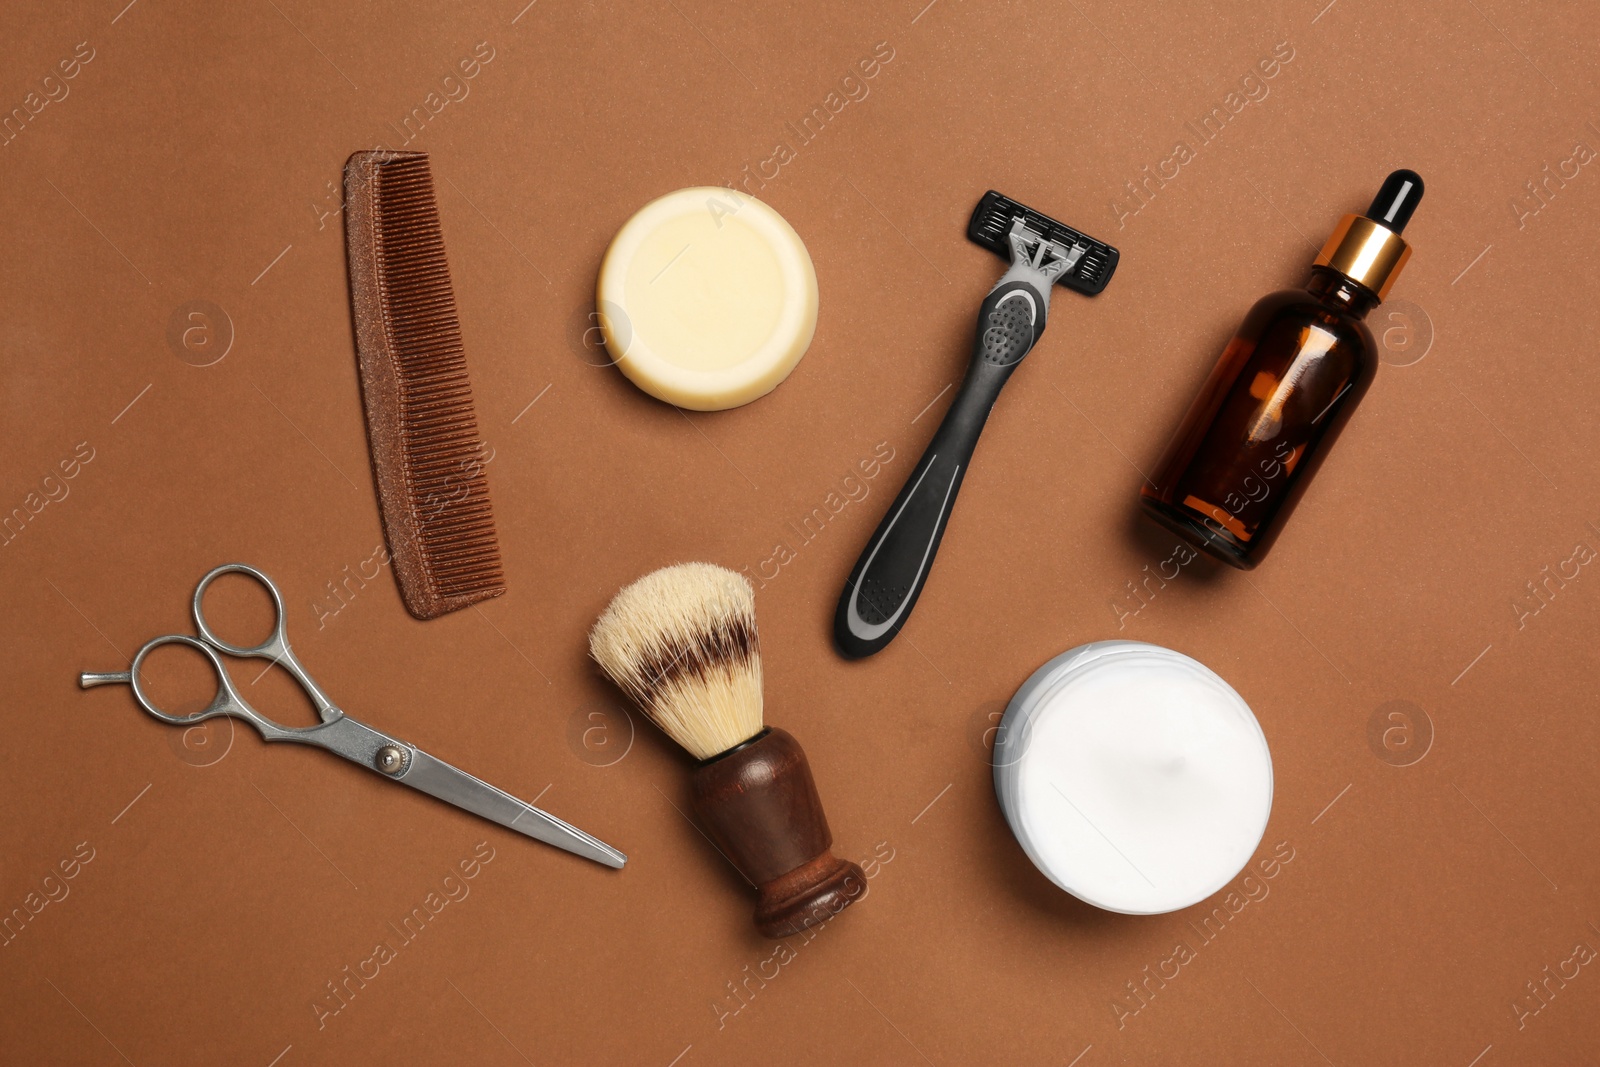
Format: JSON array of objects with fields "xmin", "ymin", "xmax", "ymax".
[{"xmin": 1365, "ymin": 169, "xmax": 1424, "ymax": 234}]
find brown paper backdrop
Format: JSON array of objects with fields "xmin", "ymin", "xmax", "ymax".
[{"xmin": 4, "ymin": 0, "xmax": 1599, "ymax": 1063}]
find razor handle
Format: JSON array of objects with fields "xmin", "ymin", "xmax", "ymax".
[{"xmin": 834, "ymin": 279, "xmax": 1049, "ymax": 658}]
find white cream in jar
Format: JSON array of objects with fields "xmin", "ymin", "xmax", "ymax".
[{"xmin": 993, "ymin": 641, "xmax": 1273, "ymax": 914}]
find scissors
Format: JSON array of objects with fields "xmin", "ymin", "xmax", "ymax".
[{"xmin": 79, "ymin": 563, "xmax": 626, "ymax": 870}]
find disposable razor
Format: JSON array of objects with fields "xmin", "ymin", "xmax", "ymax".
[{"xmin": 834, "ymin": 192, "xmax": 1118, "ymax": 659}]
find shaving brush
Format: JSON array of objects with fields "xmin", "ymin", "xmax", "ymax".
[{"xmin": 590, "ymin": 563, "xmax": 865, "ymax": 937}]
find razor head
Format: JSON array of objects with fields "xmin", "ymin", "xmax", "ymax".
[
  {"xmin": 968, "ymin": 190, "xmax": 1119, "ymax": 295},
  {"xmin": 1006, "ymin": 217, "xmax": 1085, "ymax": 288}
]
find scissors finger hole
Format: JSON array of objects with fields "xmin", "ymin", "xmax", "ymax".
[
  {"xmin": 134, "ymin": 640, "xmax": 228, "ymax": 723},
  {"xmin": 195, "ymin": 568, "xmax": 281, "ymax": 654}
]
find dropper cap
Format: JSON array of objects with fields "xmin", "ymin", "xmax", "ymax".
[{"xmin": 1314, "ymin": 169, "xmax": 1424, "ymax": 299}]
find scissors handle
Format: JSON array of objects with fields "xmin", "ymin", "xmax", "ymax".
[
  {"xmin": 77, "ymin": 564, "xmax": 340, "ymax": 738},
  {"xmin": 80, "ymin": 630, "xmax": 405, "ymax": 761},
  {"xmin": 82, "ymin": 633, "xmax": 296, "ymax": 739},
  {"xmin": 192, "ymin": 563, "xmax": 340, "ymax": 724}
]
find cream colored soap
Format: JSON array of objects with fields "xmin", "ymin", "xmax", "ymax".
[{"xmin": 597, "ymin": 188, "xmax": 818, "ymax": 411}]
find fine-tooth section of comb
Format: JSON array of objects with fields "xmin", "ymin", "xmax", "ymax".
[{"xmin": 344, "ymin": 150, "xmax": 505, "ymax": 620}]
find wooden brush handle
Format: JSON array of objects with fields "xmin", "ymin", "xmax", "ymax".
[{"xmin": 689, "ymin": 727, "xmax": 867, "ymax": 938}]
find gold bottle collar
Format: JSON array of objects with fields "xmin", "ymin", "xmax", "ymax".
[{"xmin": 1314, "ymin": 215, "xmax": 1411, "ymax": 299}]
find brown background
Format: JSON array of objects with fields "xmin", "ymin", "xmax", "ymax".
[{"xmin": 3, "ymin": 0, "xmax": 1598, "ymax": 1064}]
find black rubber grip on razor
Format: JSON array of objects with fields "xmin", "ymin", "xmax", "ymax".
[
  {"xmin": 968, "ymin": 191, "xmax": 1120, "ymax": 295},
  {"xmin": 833, "ymin": 281, "xmax": 1046, "ymax": 659}
]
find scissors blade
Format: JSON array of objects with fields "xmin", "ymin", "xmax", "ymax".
[{"xmin": 400, "ymin": 750, "xmax": 626, "ymax": 869}]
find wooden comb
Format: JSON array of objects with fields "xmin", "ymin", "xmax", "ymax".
[{"xmin": 344, "ymin": 150, "xmax": 505, "ymax": 619}]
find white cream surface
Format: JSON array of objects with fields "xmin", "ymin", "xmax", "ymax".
[{"xmin": 997, "ymin": 643, "xmax": 1272, "ymax": 915}]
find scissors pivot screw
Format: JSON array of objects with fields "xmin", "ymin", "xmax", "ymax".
[{"xmin": 374, "ymin": 745, "xmax": 409, "ymax": 776}]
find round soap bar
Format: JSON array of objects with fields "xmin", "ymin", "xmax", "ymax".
[
  {"xmin": 596, "ymin": 188, "xmax": 818, "ymax": 411},
  {"xmin": 992, "ymin": 641, "xmax": 1273, "ymax": 915}
]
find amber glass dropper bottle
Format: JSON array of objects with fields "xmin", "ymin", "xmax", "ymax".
[{"xmin": 1139, "ymin": 170, "xmax": 1423, "ymax": 568}]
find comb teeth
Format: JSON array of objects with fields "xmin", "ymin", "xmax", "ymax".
[{"xmin": 345, "ymin": 151, "xmax": 505, "ymax": 619}]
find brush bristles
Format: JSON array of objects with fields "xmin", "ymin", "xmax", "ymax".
[{"xmin": 589, "ymin": 563, "xmax": 763, "ymax": 761}]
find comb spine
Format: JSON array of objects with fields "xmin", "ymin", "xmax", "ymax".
[{"xmin": 346, "ymin": 152, "xmax": 432, "ymax": 618}]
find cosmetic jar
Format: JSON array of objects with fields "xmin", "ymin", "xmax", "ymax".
[{"xmin": 993, "ymin": 641, "xmax": 1272, "ymax": 914}]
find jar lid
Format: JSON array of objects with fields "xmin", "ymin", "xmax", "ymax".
[{"xmin": 992, "ymin": 641, "xmax": 1273, "ymax": 914}]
